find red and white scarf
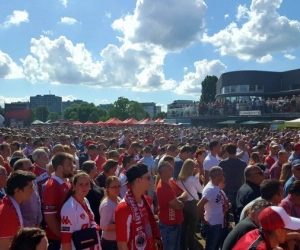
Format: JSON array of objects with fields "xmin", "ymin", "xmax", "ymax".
[{"xmin": 124, "ymin": 189, "xmax": 162, "ymax": 250}]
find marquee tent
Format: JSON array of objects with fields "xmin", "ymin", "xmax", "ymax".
[{"xmin": 285, "ymin": 118, "xmax": 300, "ymax": 127}]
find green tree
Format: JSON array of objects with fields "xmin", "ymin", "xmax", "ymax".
[
  {"xmin": 127, "ymin": 101, "xmax": 148, "ymax": 120},
  {"xmin": 200, "ymin": 75, "xmax": 218, "ymax": 103},
  {"xmin": 48, "ymin": 112, "xmax": 59, "ymax": 121},
  {"xmin": 35, "ymin": 106, "xmax": 49, "ymax": 122},
  {"xmin": 154, "ymin": 111, "xmax": 167, "ymax": 119},
  {"xmin": 108, "ymin": 97, "xmax": 130, "ymax": 120}
]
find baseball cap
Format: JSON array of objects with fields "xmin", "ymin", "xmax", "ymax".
[
  {"xmin": 125, "ymin": 163, "xmax": 149, "ymax": 184},
  {"xmin": 292, "ymin": 159, "xmax": 300, "ymax": 168},
  {"xmin": 259, "ymin": 206, "xmax": 300, "ymax": 231}
]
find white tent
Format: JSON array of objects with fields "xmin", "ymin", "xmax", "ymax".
[
  {"xmin": 31, "ymin": 120, "xmax": 45, "ymax": 125},
  {"xmin": 285, "ymin": 118, "xmax": 300, "ymax": 127}
]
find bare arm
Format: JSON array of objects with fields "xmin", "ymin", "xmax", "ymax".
[
  {"xmin": 117, "ymin": 242, "xmax": 129, "ymax": 250},
  {"xmin": 178, "ymin": 191, "xmax": 189, "ymax": 202},
  {"xmin": 0, "ymin": 239, "xmax": 11, "ymax": 250},
  {"xmin": 61, "ymin": 243, "xmax": 72, "ymax": 250},
  {"xmin": 44, "ymin": 214, "xmax": 60, "ymax": 238},
  {"xmin": 169, "ymin": 197, "xmax": 184, "ymax": 210},
  {"xmin": 197, "ymin": 197, "xmax": 209, "ymax": 224}
]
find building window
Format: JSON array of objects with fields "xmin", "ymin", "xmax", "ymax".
[
  {"xmin": 238, "ymin": 85, "xmax": 248, "ymax": 92},
  {"xmin": 257, "ymin": 85, "xmax": 264, "ymax": 91},
  {"xmin": 249, "ymin": 85, "xmax": 256, "ymax": 91},
  {"xmin": 230, "ymin": 86, "xmax": 236, "ymax": 93}
]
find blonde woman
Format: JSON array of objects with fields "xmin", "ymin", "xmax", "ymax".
[
  {"xmin": 279, "ymin": 162, "xmax": 292, "ymax": 186},
  {"xmin": 176, "ymin": 159, "xmax": 203, "ymax": 250},
  {"xmin": 99, "ymin": 176, "xmax": 121, "ymax": 250}
]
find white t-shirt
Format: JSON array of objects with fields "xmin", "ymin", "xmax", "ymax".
[
  {"xmin": 203, "ymin": 154, "xmax": 219, "ymax": 171},
  {"xmin": 60, "ymin": 197, "xmax": 101, "ymax": 250},
  {"xmin": 176, "ymin": 176, "xmax": 203, "ymax": 201},
  {"xmin": 202, "ymin": 181, "xmax": 223, "ymax": 225},
  {"xmin": 119, "ymin": 172, "xmax": 128, "ymax": 198},
  {"xmin": 236, "ymin": 148, "xmax": 249, "ymax": 164}
]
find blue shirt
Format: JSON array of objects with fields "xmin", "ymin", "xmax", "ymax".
[
  {"xmin": 284, "ymin": 176, "xmax": 296, "ymax": 198},
  {"xmin": 140, "ymin": 156, "xmax": 155, "ymax": 177}
]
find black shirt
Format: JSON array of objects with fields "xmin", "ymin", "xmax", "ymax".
[
  {"xmin": 236, "ymin": 181, "xmax": 261, "ymax": 217},
  {"xmin": 222, "ymin": 216, "xmax": 257, "ymax": 250},
  {"xmin": 219, "ymin": 158, "xmax": 247, "ymax": 192},
  {"xmin": 96, "ymin": 172, "xmax": 107, "ymax": 188},
  {"xmin": 85, "ymin": 181, "xmax": 104, "ymax": 224}
]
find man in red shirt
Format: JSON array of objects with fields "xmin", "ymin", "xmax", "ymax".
[
  {"xmin": 115, "ymin": 163, "xmax": 162, "ymax": 250},
  {"xmin": 0, "ymin": 144, "xmax": 12, "ymax": 174},
  {"xmin": 156, "ymin": 161, "xmax": 188, "ymax": 250},
  {"xmin": 0, "ymin": 171, "xmax": 36, "ymax": 250},
  {"xmin": 43, "ymin": 152, "xmax": 73, "ymax": 250},
  {"xmin": 95, "ymin": 143, "xmax": 107, "ymax": 173},
  {"xmin": 233, "ymin": 206, "xmax": 300, "ymax": 249},
  {"xmin": 32, "ymin": 148, "xmax": 50, "ymax": 195},
  {"xmin": 118, "ymin": 142, "xmax": 142, "ymax": 166},
  {"xmin": 264, "ymin": 144, "xmax": 280, "ymax": 171}
]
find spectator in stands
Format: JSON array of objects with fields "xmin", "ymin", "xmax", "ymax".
[
  {"xmin": 280, "ymin": 162, "xmax": 293, "ymax": 186},
  {"xmin": 32, "ymin": 149, "xmax": 49, "ymax": 195},
  {"xmin": 0, "ymin": 171, "xmax": 36, "ymax": 250},
  {"xmin": 0, "ymin": 165, "xmax": 8, "ymax": 200},
  {"xmin": 270, "ymin": 150, "xmax": 289, "ymax": 180},
  {"xmin": 173, "ymin": 145, "xmax": 193, "ymax": 180},
  {"xmin": 96, "ymin": 160, "xmax": 118, "ymax": 189},
  {"xmin": 289, "ymin": 143, "xmax": 300, "ymax": 162},
  {"xmin": 204, "ymin": 141, "xmax": 221, "ymax": 185},
  {"xmin": 95, "ymin": 143, "xmax": 107, "ymax": 173},
  {"xmin": 284, "ymin": 160, "xmax": 300, "ymax": 197},
  {"xmin": 119, "ymin": 155, "xmax": 135, "ymax": 198},
  {"xmin": 264, "ymin": 143, "xmax": 280, "ymax": 172}
]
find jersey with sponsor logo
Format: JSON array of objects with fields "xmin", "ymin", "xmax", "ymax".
[
  {"xmin": 43, "ymin": 175, "xmax": 71, "ymax": 240},
  {"xmin": 61, "ymin": 196, "xmax": 101, "ymax": 250}
]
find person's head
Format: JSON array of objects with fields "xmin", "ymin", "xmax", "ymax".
[
  {"xmin": 97, "ymin": 143, "xmax": 107, "ymax": 156},
  {"xmin": 86, "ymin": 144, "xmax": 97, "ymax": 156},
  {"xmin": 126, "ymin": 163, "xmax": 151, "ymax": 192},
  {"xmin": 52, "ymin": 152, "xmax": 74, "ymax": 178},
  {"xmin": 209, "ymin": 141, "xmax": 221, "ymax": 155},
  {"xmin": 103, "ymin": 160, "xmax": 118, "ymax": 175},
  {"xmin": 10, "ymin": 141, "xmax": 21, "ymax": 154},
  {"xmin": 33, "ymin": 139, "xmax": 43, "ymax": 149},
  {"xmin": 13, "ymin": 159, "xmax": 34, "ymax": 172},
  {"xmin": 209, "ymin": 166, "xmax": 224, "ymax": 185},
  {"xmin": 163, "ymin": 155, "xmax": 175, "ymax": 168},
  {"xmin": 0, "ymin": 165, "xmax": 8, "ymax": 189},
  {"xmin": 122, "ymin": 155, "xmax": 135, "ymax": 170},
  {"xmin": 105, "ymin": 176, "xmax": 121, "ymax": 198},
  {"xmin": 250, "ymin": 152, "xmax": 261, "ymax": 164},
  {"xmin": 0, "ymin": 143, "xmax": 11, "ymax": 158},
  {"xmin": 256, "ymin": 144, "xmax": 266, "ymax": 155},
  {"xmin": 178, "ymin": 159, "xmax": 195, "ymax": 181},
  {"xmin": 278, "ymin": 150, "xmax": 289, "ymax": 165},
  {"xmin": 11, "ymin": 150, "xmax": 26, "ymax": 159},
  {"xmin": 166, "ymin": 144, "xmax": 179, "ymax": 157},
  {"xmin": 71, "ymin": 172, "xmax": 90, "ymax": 199},
  {"xmin": 179, "ymin": 146, "xmax": 193, "ymax": 161},
  {"xmin": 81, "ymin": 161, "xmax": 97, "ymax": 179},
  {"xmin": 9, "ymin": 227, "xmax": 48, "ymax": 250},
  {"xmin": 245, "ymin": 165, "xmax": 265, "ymax": 185},
  {"xmin": 258, "ymin": 206, "xmax": 300, "ymax": 245},
  {"xmin": 293, "ymin": 143, "xmax": 300, "ymax": 156},
  {"xmin": 194, "ymin": 149, "xmax": 206, "ymax": 163},
  {"xmin": 288, "ymin": 180, "xmax": 300, "ymax": 206},
  {"xmin": 270, "ymin": 144, "xmax": 280, "ymax": 155},
  {"xmin": 59, "ymin": 134, "xmax": 68, "ymax": 145},
  {"xmin": 142, "ymin": 146, "xmax": 152, "ymax": 157},
  {"xmin": 292, "ymin": 160, "xmax": 300, "ymax": 179},
  {"xmin": 107, "ymin": 150, "xmax": 120, "ymax": 161},
  {"xmin": 158, "ymin": 161, "xmax": 173, "ymax": 180},
  {"xmin": 52, "ymin": 144, "xmax": 65, "ymax": 155},
  {"xmin": 225, "ymin": 144, "xmax": 237, "ymax": 155},
  {"xmin": 129, "ymin": 142, "xmax": 142, "ymax": 156},
  {"xmin": 280, "ymin": 162, "xmax": 293, "ymax": 184},
  {"xmin": 109, "ymin": 139, "xmax": 117, "ymax": 148},
  {"xmin": 26, "ymin": 137, "xmax": 33, "ymax": 147},
  {"xmin": 260, "ymin": 179, "xmax": 283, "ymax": 205},
  {"xmin": 32, "ymin": 149, "xmax": 49, "ymax": 168},
  {"xmin": 248, "ymin": 199, "xmax": 272, "ymax": 227},
  {"xmin": 6, "ymin": 170, "xmax": 36, "ymax": 201}
]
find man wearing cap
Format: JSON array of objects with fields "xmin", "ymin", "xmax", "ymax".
[
  {"xmin": 232, "ymin": 206, "xmax": 300, "ymax": 249},
  {"xmin": 115, "ymin": 163, "xmax": 163, "ymax": 250},
  {"xmin": 289, "ymin": 143, "xmax": 300, "ymax": 162},
  {"xmin": 284, "ymin": 160, "xmax": 300, "ymax": 197}
]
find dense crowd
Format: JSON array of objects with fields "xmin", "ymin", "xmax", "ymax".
[
  {"xmin": 168, "ymin": 95, "xmax": 300, "ymax": 117},
  {"xmin": 2, "ymin": 125, "xmax": 300, "ymax": 249}
]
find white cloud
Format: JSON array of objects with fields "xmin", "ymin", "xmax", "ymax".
[
  {"xmin": 3, "ymin": 10, "xmax": 29, "ymax": 28},
  {"xmin": 202, "ymin": 0, "xmax": 300, "ymax": 61},
  {"xmin": 174, "ymin": 59, "xmax": 227, "ymax": 96},
  {"xmin": 112, "ymin": 0, "xmax": 207, "ymax": 51},
  {"xmin": 60, "ymin": 17, "xmax": 77, "ymax": 25},
  {"xmin": 183, "ymin": 67, "xmax": 188, "ymax": 73},
  {"xmin": 224, "ymin": 14, "xmax": 229, "ymax": 20},
  {"xmin": 236, "ymin": 5, "xmax": 248, "ymax": 21},
  {"xmin": 42, "ymin": 30, "xmax": 53, "ymax": 35},
  {"xmin": 256, "ymin": 54, "xmax": 273, "ymax": 63},
  {"xmin": 156, "ymin": 103, "xmax": 167, "ymax": 112},
  {"xmin": 60, "ymin": 0, "xmax": 68, "ymax": 7},
  {"xmin": 105, "ymin": 12, "xmax": 112, "ymax": 19},
  {"xmin": 284, "ymin": 53, "xmax": 296, "ymax": 60},
  {"xmin": 62, "ymin": 95, "xmax": 78, "ymax": 101},
  {"xmin": 0, "ymin": 49, "xmax": 23, "ymax": 79}
]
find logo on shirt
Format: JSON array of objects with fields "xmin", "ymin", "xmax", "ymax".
[
  {"xmin": 80, "ymin": 213, "xmax": 85, "ymax": 220},
  {"xmin": 44, "ymin": 205, "xmax": 56, "ymax": 210},
  {"xmin": 61, "ymin": 226, "xmax": 70, "ymax": 232},
  {"xmin": 135, "ymin": 232, "xmax": 146, "ymax": 248},
  {"xmin": 61, "ymin": 216, "xmax": 72, "ymax": 225},
  {"xmin": 215, "ymin": 193, "xmax": 222, "ymax": 204}
]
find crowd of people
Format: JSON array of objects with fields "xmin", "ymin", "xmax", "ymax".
[
  {"xmin": 2, "ymin": 125, "xmax": 300, "ymax": 249},
  {"xmin": 167, "ymin": 95, "xmax": 300, "ymax": 117}
]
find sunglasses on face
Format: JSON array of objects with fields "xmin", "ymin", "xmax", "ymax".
[{"xmin": 249, "ymin": 171, "xmax": 264, "ymax": 176}]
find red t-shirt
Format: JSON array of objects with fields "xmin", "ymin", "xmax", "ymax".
[
  {"xmin": 233, "ymin": 229, "xmax": 270, "ymax": 250},
  {"xmin": 3, "ymin": 161, "xmax": 11, "ymax": 174},
  {"xmin": 34, "ymin": 164, "xmax": 49, "ymax": 196},
  {"xmin": 0, "ymin": 197, "xmax": 21, "ymax": 240},
  {"xmin": 264, "ymin": 155, "xmax": 277, "ymax": 170},
  {"xmin": 43, "ymin": 175, "xmax": 71, "ymax": 240},
  {"xmin": 95, "ymin": 155, "xmax": 107, "ymax": 171},
  {"xmin": 156, "ymin": 180, "xmax": 184, "ymax": 225},
  {"xmin": 115, "ymin": 196, "xmax": 154, "ymax": 250}
]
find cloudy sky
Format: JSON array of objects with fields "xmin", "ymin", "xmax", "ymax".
[{"xmin": 0, "ymin": 0, "xmax": 300, "ymax": 111}]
